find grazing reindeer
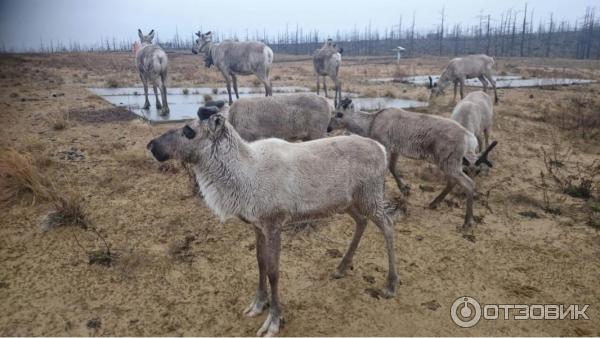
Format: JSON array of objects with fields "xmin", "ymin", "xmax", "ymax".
[
  {"xmin": 135, "ymin": 29, "xmax": 169, "ymax": 115},
  {"xmin": 192, "ymin": 31, "xmax": 273, "ymax": 105},
  {"xmin": 313, "ymin": 38, "xmax": 343, "ymax": 107},
  {"xmin": 429, "ymin": 54, "xmax": 498, "ymax": 104},
  {"xmin": 328, "ymin": 98, "xmax": 498, "ymax": 232}
]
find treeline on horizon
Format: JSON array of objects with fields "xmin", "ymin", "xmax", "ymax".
[{"xmin": 2, "ymin": 5, "xmax": 598, "ymax": 60}]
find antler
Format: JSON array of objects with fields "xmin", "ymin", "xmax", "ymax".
[
  {"xmin": 475, "ymin": 141, "xmax": 498, "ymax": 167},
  {"xmin": 340, "ymin": 97, "xmax": 352, "ymax": 109},
  {"xmin": 204, "ymin": 100, "xmax": 225, "ymax": 109},
  {"xmin": 197, "ymin": 106, "xmax": 220, "ymax": 120}
]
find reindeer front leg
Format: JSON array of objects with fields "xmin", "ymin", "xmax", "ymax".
[
  {"xmin": 244, "ymin": 226, "xmax": 269, "ymax": 317},
  {"xmin": 220, "ymin": 70, "xmax": 234, "ymax": 105},
  {"xmin": 256, "ymin": 223, "xmax": 283, "ymax": 337}
]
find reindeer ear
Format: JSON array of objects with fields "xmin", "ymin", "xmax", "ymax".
[
  {"xmin": 138, "ymin": 29, "xmax": 143, "ymax": 40},
  {"xmin": 208, "ymin": 114, "xmax": 226, "ymax": 134},
  {"xmin": 195, "ymin": 31, "xmax": 201, "ymax": 37},
  {"xmin": 338, "ymin": 47, "xmax": 344, "ymax": 54}
]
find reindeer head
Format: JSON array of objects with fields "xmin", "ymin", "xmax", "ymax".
[
  {"xmin": 147, "ymin": 107, "xmax": 224, "ymax": 164},
  {"xmin": 137, "ymin": 29, "xmax": 155, "ymax": 45},
  {"xmin": 192, "ymin": 31, "xmax": 212, "ymax": 55},
  {"xmin": 427, "ymin": 75, "xmax": 448, "ymax": 99},
  {"xmin": 327, "ymin": 97, "xmax": 356, "ymax": 133}
]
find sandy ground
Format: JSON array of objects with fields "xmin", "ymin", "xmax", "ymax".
[{"xmin": 0, "ymin": 52, "xmax": 599, "ymax": 336}]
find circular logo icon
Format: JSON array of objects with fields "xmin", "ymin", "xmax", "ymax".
[{"xmin": 451, "ymin": 296, "xmax": 482, "ymax": 328}]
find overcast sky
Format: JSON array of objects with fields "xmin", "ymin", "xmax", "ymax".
[{"xmin": 0, "ymin": 0, "xmax": 596, "ymax": 51}]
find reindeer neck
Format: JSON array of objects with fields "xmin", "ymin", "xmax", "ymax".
[
  {"xmin": 203, "ymin": 41, "xmax": 215, "ymax": 57},
  {"xmin": 346, "ymin": 111, "xmax": 377, "ymax": 137},
  {"xmin": 194, "ymin": 127, "xmax": 252, "ymax": 189},
  {"xmin": 191, "ymin": 127, "xmax": 255, "ymax": 220}
]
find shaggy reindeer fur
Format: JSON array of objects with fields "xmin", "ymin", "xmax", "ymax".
[
  {"xmin": 147, "ymin": 112, "xmax": 399, "ymax": 336},
  {"xmin": 201, "ymin": 93, "xmax": 332, "ymax": 142},
  {"xmin": 313, "ymin": 39, "xmax": 343, "ymax": 107},
  {"xmin": 136, "ymin": 29, "xmax": 169, "ymax": 115},
  {"xmin": 451, "ymin": 91, "xmax": 494, "ymax": 151},
  {"xmin": 429, "ymin": 54, "xmax": 498, "ymax": 103},
  {"xmin": 328, "ymin": 98, "xmax": 497, "ymax": 231},
  {"xmin": 193, "ymin": 31, "xmax": 273, "ymax": 105}
]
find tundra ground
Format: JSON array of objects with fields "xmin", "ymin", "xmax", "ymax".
[{"xmin": 0, "ymin": 52, "xmax": 599, "ymax": 336}]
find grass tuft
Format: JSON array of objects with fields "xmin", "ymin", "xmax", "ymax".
[
  {"xmin": 41, "ymin": 191, "xmax": 88, "ymax": 230},
  {"xmin": 0, "ymin": 147, "xmax": 55, "ymax": 205}
]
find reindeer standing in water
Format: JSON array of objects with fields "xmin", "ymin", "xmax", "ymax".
[
  {"xmin": 135, "ymin": 29, "xmax": 169, "ymax": 115},
  {"xmin": 193, "ymin": 31, "xmax": 273, "ymax": 105}
]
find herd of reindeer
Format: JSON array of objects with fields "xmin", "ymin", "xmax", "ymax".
[{"xmin": 137, "ymin": 28, "xmax": 499, "ymax": 336}]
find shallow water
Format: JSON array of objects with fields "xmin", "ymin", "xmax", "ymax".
[
  {"xmin": 349, "ymin": 97, "xmax": 428, "ymax": 110},
  {"xmin": 88, "ymin": 87, "xmax": 311, "ymax": 123},
  {"xmin": 368, "ymin": 75, "xmax": 594, "ymax": 88},
  {"xmin": 89, "ymin": 87, "xmax": 430, "ymax": 122}
]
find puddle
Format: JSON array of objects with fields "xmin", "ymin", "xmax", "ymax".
[
  {"xmin": 368, "ymin": 75, "xmax": 594, "ymax": 88},
  {"xmin": 348, "ymin": 97, "xmax": 428, "ymax": 110},
  {"xmin": 88, "ymin": 87, "xmax": 310, "ymax": 123},
  {"xmin": 88, "ymin": 86, "xmax": 428, "ymax": 122}
]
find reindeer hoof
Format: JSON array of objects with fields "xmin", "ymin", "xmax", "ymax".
[
  {"xmin": 160, "ymin": 107, "xmax": 170, "ymax": 116},
  {"xmin": 243, "ymin": 296, "xmax": 268, "ymax": 317},
  {"xmin": 256, "ymin": 310, "xmax": 283, "ymax": 337},
  {"xmin": 381, "ymin": 287, "xmax": 396, "ymax": 299},
  {"xmin": 331, "ymin": 270, "xmax": 345, "ymax": 279},
  {"xmin": 143, "ymin": 102, "xmax": 150, "ymax": 109}
]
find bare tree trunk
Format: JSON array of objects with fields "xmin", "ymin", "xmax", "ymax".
[
  {"xmin": 546, "ymin": 13, "xmax": 554, "ymax": 57},
  {"xmin": 439, "ymin": 6, "xmax": 445, "ymax": 55},
  {"xmin": 520, "ymin": 3, "xmax": 528, "ymax": 56}
]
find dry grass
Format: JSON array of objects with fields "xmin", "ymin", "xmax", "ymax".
[
  {"xmin": 540, "ymin": 93, "xmax": 600, "ymax": 139},
  {"xmin": 46, "ymin": 111, "xmax": 70, "ymax": 131},
  {"xmin": 105, "ymin": 78, "xmax": 121, "ymax": 88},
  {"xmin": 41, "ymin": 191, "xmax": 88, "ymax": 230},
  {"xmin": 112, "ymin": 149, "xmax": 153, "ymax": 169},
  {"xmin": 0, "ymin": 147, "xmax": 55, "ymax": 205},
  {"xmin": 541, "ymin": 141, "xmax": 599, "ymax": 200}
]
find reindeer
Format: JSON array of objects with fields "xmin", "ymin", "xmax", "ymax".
[
  {"xmin": 192, "ymin": 31, "xmax": 273, "ymax": 105},
  {"xmin": 313, "ymin": 38, "xmax": 343, "ymax": 107},
  {"xmin": 429, "ymin": 54, "xmax": 498, "ymax": 104},
  {"xmin": 328, "ymin": 98, "xmax": 498, "ymax": 232},
  {"xmin": 147, "ymin": 112, "xmax": 401, "ymax": 336},
  {"xmin": 135, "ymin": 29, "xmax": 169, "ymax": 115}
]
